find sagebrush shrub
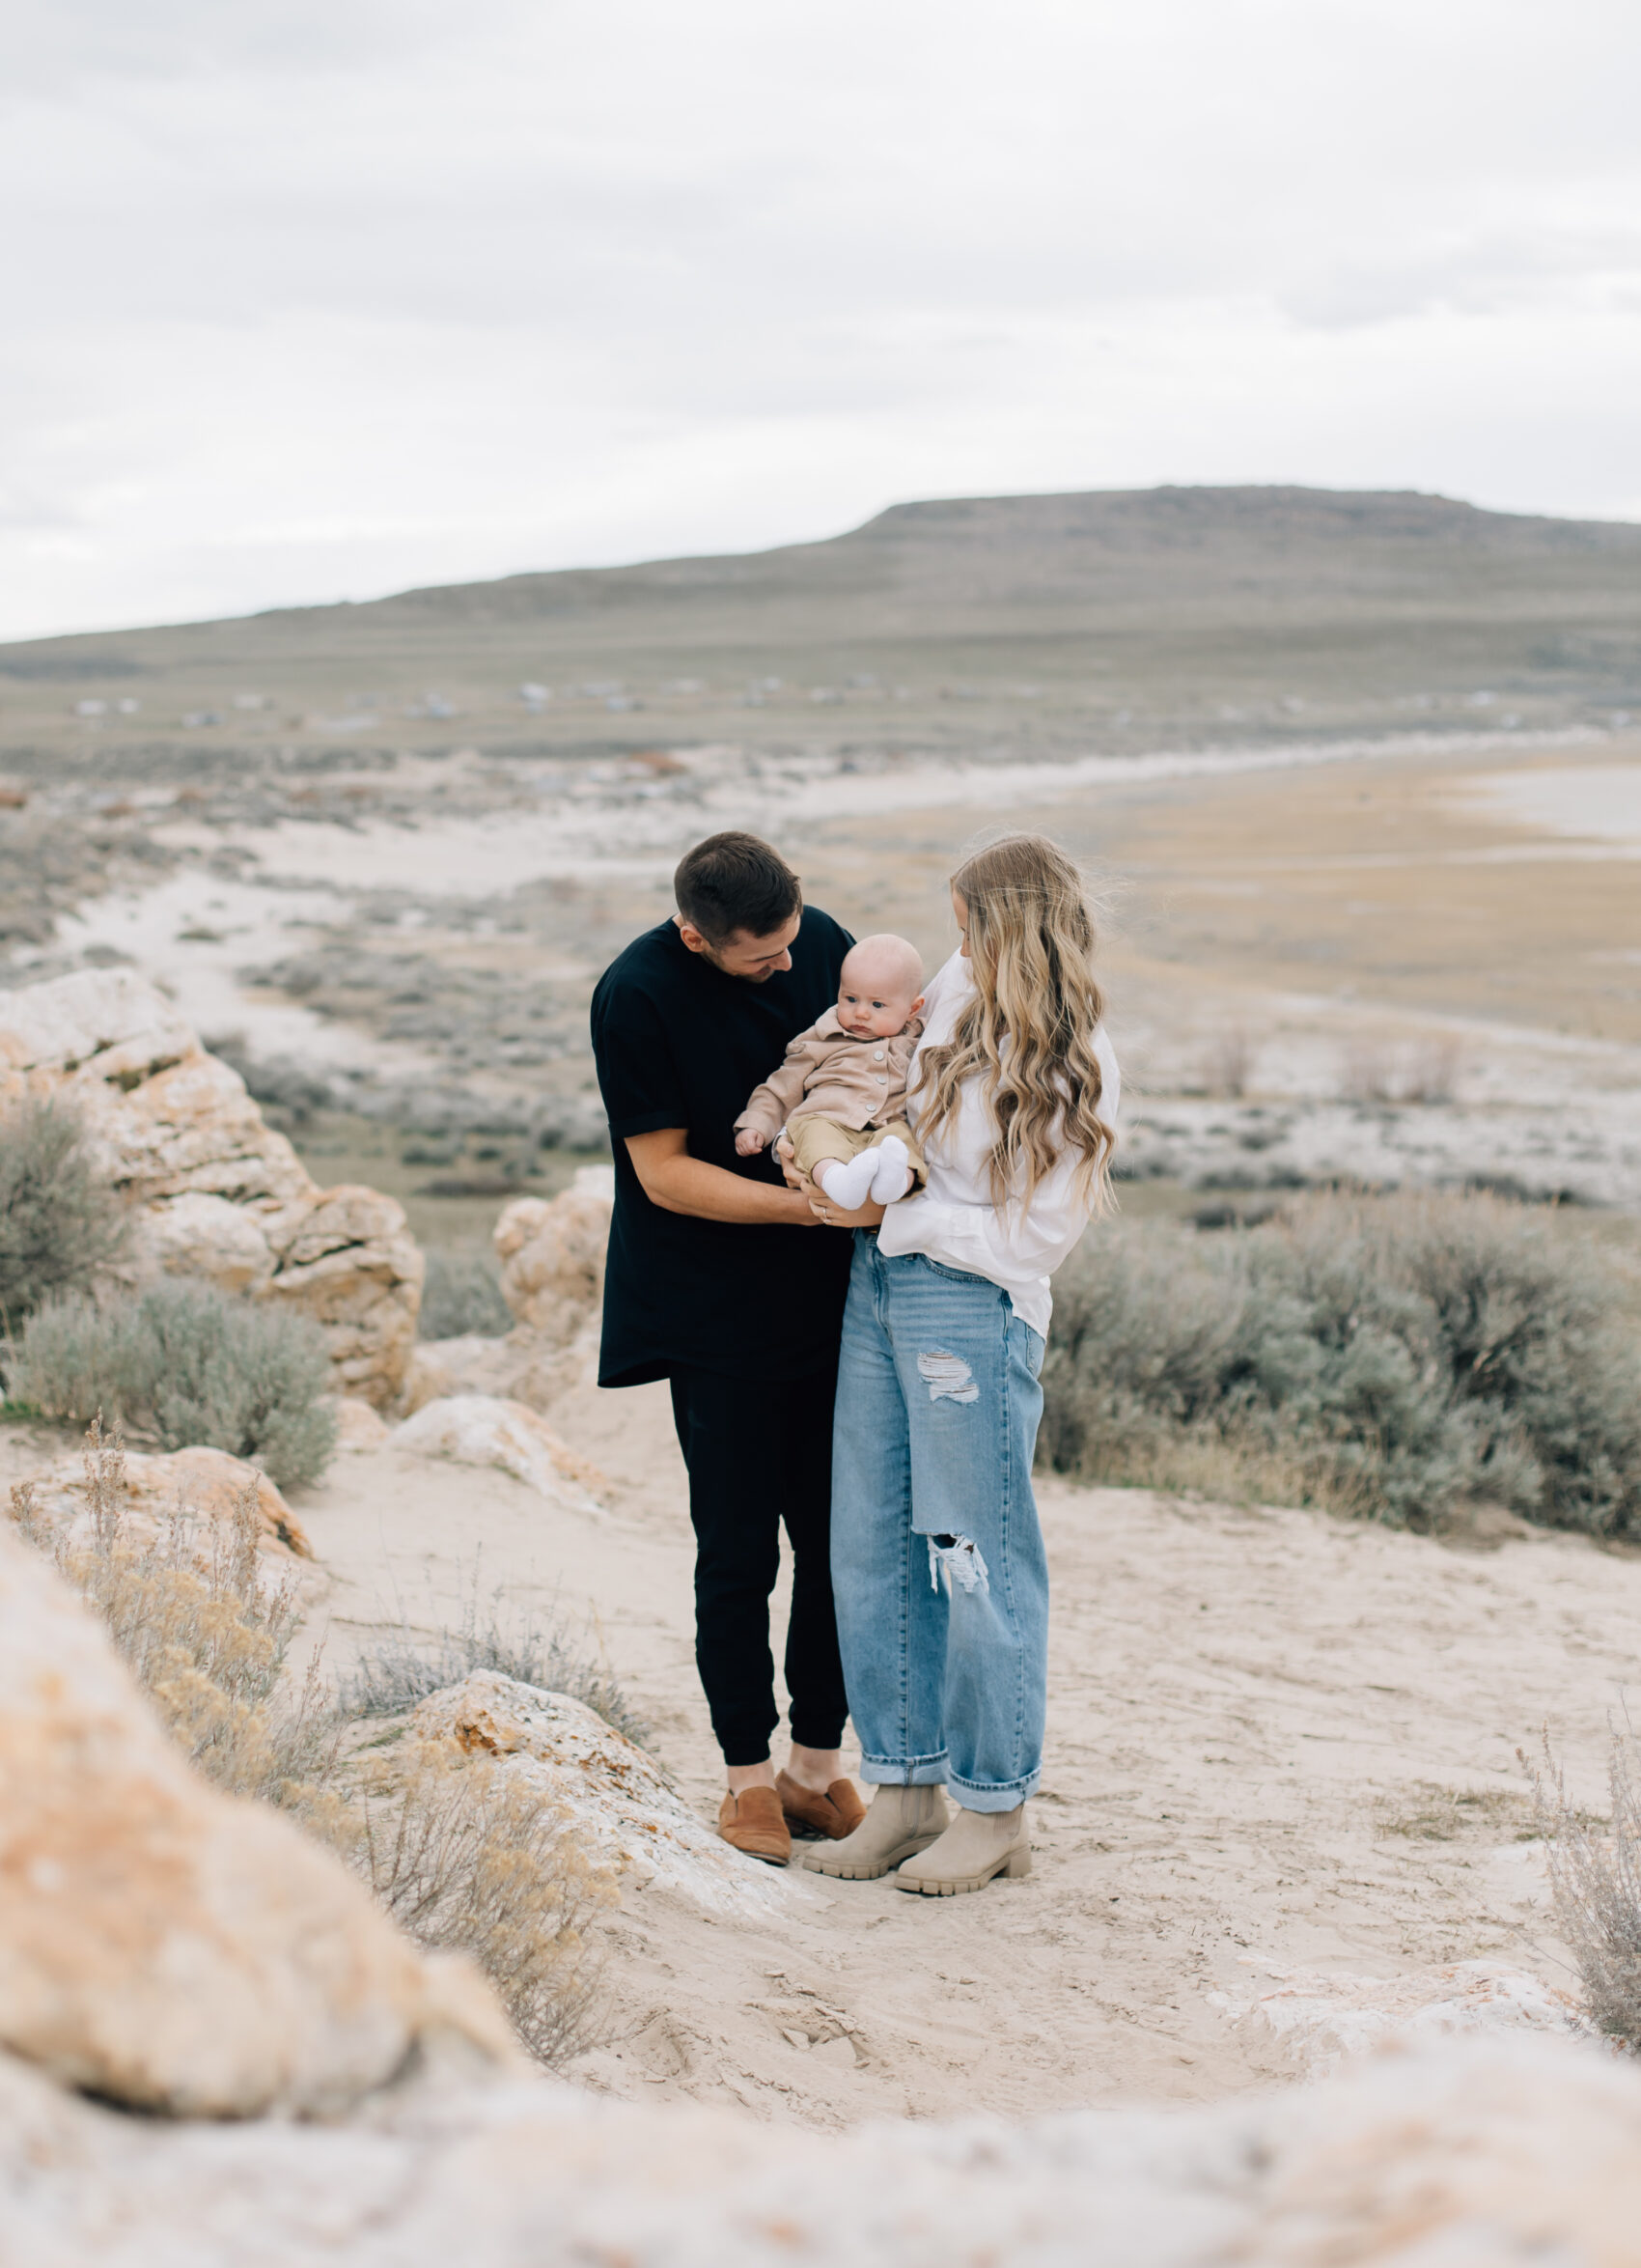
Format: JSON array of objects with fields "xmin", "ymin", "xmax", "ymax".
[
  {"xmin": 12, "ymin": 1277, "xmax": 337, "ymax": 1489},
  {"xmin": 353, "ymin": 1740, "xmax": 613, "ymax": 2066},
  {"xmin": 342, "ymin": 1572, "xmax": 647, "ymax": 1746},
  {"xmin": 0, "ymin": 1094, "xmax": 131, "ymax": 1330},
  {"xmin": 1043, "ymin": 1190, "xmax": 1641, "ymax": 1533},
  {"xmin": 419, "ymin": 1248, "xmax": 513, "ymax": 1340},
  {"xmin": 1527, "ymin": 1733, "xmax": 1641, "ymax": 2051}
]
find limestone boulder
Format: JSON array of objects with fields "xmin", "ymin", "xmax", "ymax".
[
  {"xmin": 0, "ymin": 967, "xmax": 423, "ymax": 1409},
  {"xmin": 0, "ymin": 1523, "xmax": 516, "ymax": 2116},
  {"xmin": 414, "ymin": 1671, "xmax": 798, "ymax": 1919},
  {"xmin": 327, "ymin": 1396, "xmax": 391, "ymax": 1451},
  {"xmin": 14, "ymin": 1442, "xmax": 313, "ymax": 1559},
  {"xmin": 145, "ymin": 1189, "xmax": 279, "ymax": 1292},
  {"xmin": 494, "ymin": 1166, "xmax": 614, "ymax": 1342},
  {"xmin": 392, "ymin": 1395, "xmax": 610, "ymax": 1513},
  {"xmin": 261, "ymin": 1184, "xmax": 423, "ymax": 1407},
  {"xmin": 401, "ymin": 1331, "xmax": 522, "ymax": 1414},
  {"xmin": 401, "ymin": 1314, "xmax": 600, "ymax": 1418}
]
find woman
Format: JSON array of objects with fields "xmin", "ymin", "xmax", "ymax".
[{"xmin": 796, "ymin": 834, "xmax": 1119, "ymax": 1895}]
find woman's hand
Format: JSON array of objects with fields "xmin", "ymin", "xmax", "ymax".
[
  {"xmin": 812, "ymin": 1195, "xmax": 886, "ymax": 1229},
  {"xmin": 775, "ymin": 1134, "xmax": 886, "ymax": 1230}
]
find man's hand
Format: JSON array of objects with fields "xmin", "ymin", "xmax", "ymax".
[
  {"xmin": 774, "ymin": 1134, "xmax": 884, "ymax": 1230},
  {"xmin": 734, "ymin": 1127, "xmax": 766, "ymax": 1157}
]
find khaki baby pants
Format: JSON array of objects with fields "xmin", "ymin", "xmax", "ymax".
[{"xmin": 787, "ymin": 1112, "xmax": 928, "ymax": 1192}]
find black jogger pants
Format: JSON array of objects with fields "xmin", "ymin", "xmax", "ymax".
[{"xmin": 668, "ymin": 1358, "xmax": 848, "ymax": 1768}]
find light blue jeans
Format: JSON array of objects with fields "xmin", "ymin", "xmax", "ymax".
[{"xmin": 830, "ymin": 1234, "xmax": 1048, "ymax": 1813}]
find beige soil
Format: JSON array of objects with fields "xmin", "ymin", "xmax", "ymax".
[{"xmin": 97, "ymin": 1363, "xmax": 1619, "ymax": 2132}]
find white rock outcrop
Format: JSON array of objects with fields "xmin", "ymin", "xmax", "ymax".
[
  {"xmin": 0, "ymin": 966, "xmax": 423, "ymax": 1408},
  {"xmin": 328, "ymin": 1395, "xmax": 391, "ymax": 1450},
  {"xmin": 413, "ymin": 1671, "xmax": 798, "ymax": 1918},
  {"xmin": 4, "ymin": 2025, "xmax": 1641, "ymax": 2264},
  {"xmin": 1246, "ymin": 1959, "xmax": 1587, "ymax": 2078},
  {"xmin": 392, "ymin": 1396, "xmax": 610, "ymax": 1512},
  {"xmin": 0, "ymin": 1523, "xmax": 515, "ymax": 2117},
  {"xmin": 494, "ymin": 1167, "xmax": 615, "ymax": 1338},
  {"xmin": 14, "ymin": 1442, "xmax": 313, "ymax": 1560}
]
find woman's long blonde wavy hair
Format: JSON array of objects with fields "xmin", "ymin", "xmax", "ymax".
[{"xmin": 913, "ymin": 834, "xmax": 1116, "ymax": 1215}]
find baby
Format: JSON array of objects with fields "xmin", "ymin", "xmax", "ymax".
[{"xmin": 735, "ymin": 934, "xmax": 929, "ymax": 1210}]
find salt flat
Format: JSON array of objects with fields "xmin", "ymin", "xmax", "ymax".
[{"xmin": 1457, "ymin": 761, "xmax": 1641, "ymax": 845}]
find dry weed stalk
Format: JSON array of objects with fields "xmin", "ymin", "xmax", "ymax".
[
  {"xmin": 1202, "ymin": 1026, "xmax": 1256, "ymax": 1100},
  {"xmin": 1340, "ymin": 1038, "xmax": 1399, "ymax": 1105},
  {"xmin": 1405, "ymin": 1033, "xmax": 1462, "ymax": 1105},
  {"xmin": 1525, "ymin": 1731, "xmax": 1641, "ymax": 2049},
  {"xmin": 11, "ymin": 1416, "xmax": 334, "ymax": 1803},
  {"xmin": 350, "ymin": 1739, "xmax": 616, "ymax": 2066}
]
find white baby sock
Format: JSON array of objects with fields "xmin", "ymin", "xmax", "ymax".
[
  {"xmin": 817, "ymin": 1150, "xmax": 880, "ymax": 1212},
  {"xmin": 869, "ymin": 1134, "xmax": 912, "ymax": 1204}
]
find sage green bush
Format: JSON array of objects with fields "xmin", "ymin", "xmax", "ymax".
[
  {"xmin": 0, "ymin": 1094, "xmax": 130, "ymax": 1330},
  {"xmin": 1042, "ymin": 1190, "xmax": 1641, "ymax": 1534},
  {"xmin": 418, "ymin": 1247, "xmax": 512, "ymax": 1340},
  {"xmin": 12, "ymin": 1278, "xmax": 337, "ymax": 1489}
]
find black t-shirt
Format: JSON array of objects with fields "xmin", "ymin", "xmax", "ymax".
[{"xmin": 589, "ymin": 908, "xmax": 855, "ymax": 1386}]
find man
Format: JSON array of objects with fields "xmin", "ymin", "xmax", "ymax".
[{"xmin": 590, "ymin": 830, "xmax": 865, "ymax": 1865}]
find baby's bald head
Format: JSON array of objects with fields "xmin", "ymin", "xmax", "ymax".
[{"xmin": 837, "ymin": 934, "xmax": 925, "ymax": 1039}]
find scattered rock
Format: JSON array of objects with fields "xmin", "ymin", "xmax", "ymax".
[
  {"xmin": 0, "ymin": 1524, "xmax": 516, "ymax": 2117},
  {"xmin": 495, "ymin": 1167, "xmax": 615, "ymax": 1340},
  {"xmin": 1238, "ymin": 1958, "xmax": 1588, "ymax": 2077},
  {"xmin": 402, "ymin": 1330, "xmax": 532, "ymax": 1413},
  {"xmin": 392, "ymin": 1396, "xmax": 609, "ymax": 1512},
  {"xmin": 402, "ymin": 1319, "xmax": 599, "ymax": 1419},
  {"xmin": 13, "ymin": 1443, "xmax": 313, "ymax": 1559},
  {"xmin": 0, "ymin": 967, "xmax": 424, "ymax": 1409},
  {"xmin": 327, "ymin": 1397, "xmax": 391, "ymax": 1451},
  {"xmin": 412, "ymin": 1671, "xmax": 800, "ymax": 1918}
]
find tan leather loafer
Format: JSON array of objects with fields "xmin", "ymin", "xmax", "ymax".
[
  {"xmin": 718, "ymin": 1786, "xmax": 792, "ymax": 1865},
  {"xmin": 776, "ymin": 1770, "xmax": 867, "ymax": 1841}
]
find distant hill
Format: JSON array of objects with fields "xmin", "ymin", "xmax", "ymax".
[
  {"xmin": 353, "ymin": 485, "xmax": 1641, "ymax": 630},
  {"xmin": 4, "ymin": 486, "xmax": 1639, "ymax": 761}
]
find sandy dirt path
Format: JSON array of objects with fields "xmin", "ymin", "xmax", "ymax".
[{"xmin": 264, "ymin": 1374, "xmax": 1639, "ymax": 2130}]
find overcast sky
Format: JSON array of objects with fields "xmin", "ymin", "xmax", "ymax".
[{"xmin": 6, "ymin": 0, "xmax": 1641, "ymax": 640}]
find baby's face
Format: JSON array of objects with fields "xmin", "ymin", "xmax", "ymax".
[{"xmin": 837, "ymin": 970, "xmax": 920, "ymax": 1040}]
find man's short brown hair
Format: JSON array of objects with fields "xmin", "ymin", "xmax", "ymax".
[{"xmin": 674, "ymin": 831, "xmax": 802, "ymax": 945}]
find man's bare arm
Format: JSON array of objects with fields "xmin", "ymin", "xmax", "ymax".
[{"xmin": 626, "ymin": 1128, "xmax": 819, "ymax": 1225}]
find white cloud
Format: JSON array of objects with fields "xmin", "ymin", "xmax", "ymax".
[{"xmin": 5, "ymin": 0, "xmax": 1641, "ymax": 635}]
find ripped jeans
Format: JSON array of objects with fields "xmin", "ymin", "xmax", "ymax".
[{"xmin": 830, "ymin": 1235, "xmax": 1047, "ymax": 1813}]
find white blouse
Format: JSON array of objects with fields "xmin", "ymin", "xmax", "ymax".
[{"xmin": 874, "ymin": 949, "xmax": 1121, "ymax": 1340}]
